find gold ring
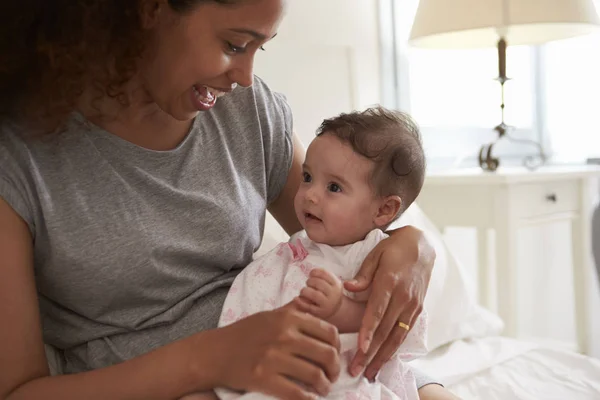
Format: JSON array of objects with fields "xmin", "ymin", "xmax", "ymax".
[{"xmin": 398, "ymin": 321, "xmax": 410, "ymax": 331}]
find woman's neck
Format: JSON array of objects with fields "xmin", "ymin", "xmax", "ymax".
[{"xmin": 78, "ymin": 77, "xmax": 193, "ymax": 151}]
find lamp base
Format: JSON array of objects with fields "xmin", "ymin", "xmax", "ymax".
[
  {"xmin": 478, "ymin": 142, "xmax": 500, "ymax": 172},
  {"xmin": 478, "ymin": 133, "xmax": 548, "ymax": 172}
]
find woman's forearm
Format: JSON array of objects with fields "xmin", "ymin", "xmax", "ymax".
[
  {"xmin": 388, "ymin": 225, "xmax": 436, "ymax": 272},
  {"xmin": 6, "ymin": 330, "xmax": 221, "ymax": 400}
]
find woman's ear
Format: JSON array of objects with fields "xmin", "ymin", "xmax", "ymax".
[
  {"xmin": 140, "ymin": 0, "xmax": 165, "ymax": 29},
  {"xmin": 373, "ymin": 195, "xmax": 402, "ymax": 227}
]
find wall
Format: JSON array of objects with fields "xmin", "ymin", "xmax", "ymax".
[{"xmin": 253, "ymin": 0, "xmax": 382, "ymax": 147}]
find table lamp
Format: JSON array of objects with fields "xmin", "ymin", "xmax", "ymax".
[{"xmin": 409, "ymin": 0, "xmax": 600, "ymax": 171}]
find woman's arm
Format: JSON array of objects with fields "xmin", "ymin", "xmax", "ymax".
[
  {"xmin": 0, "ymin": 197, "xmax": 340, "ymax": 400},
  {"xmin": 0, "ymin": 197, "xmax": 214, "ymax": 400},
  {"xmin": 418, "ymin": 384, "xmax": 462, "ymax": 400},
  {"xmin": 346, "ymin": 225, "xmax": 435, "ymax": 380},
  {"xmin": 267, "ymin": 133, "xmax": 305, "ymax": 235}
]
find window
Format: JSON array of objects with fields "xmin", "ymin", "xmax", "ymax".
[
  {"xmin": 387, "ymin": 0, "xmax": 600, "ymax": 165},
  {"xmin": 408, "ymin": 46, "xmax": 535, "ymax": 130},
  {"xmin": 543, "ymin": 33, "xmax": 600, "ymax": 162}
]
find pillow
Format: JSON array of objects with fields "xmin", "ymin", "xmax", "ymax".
[
  {"xmin": 259, "ymin": 204, "xmax": 504, "ymax": 351},
  {"xmin": 393, "ymin": 204, "xmax": 503, "ymax": 350}
]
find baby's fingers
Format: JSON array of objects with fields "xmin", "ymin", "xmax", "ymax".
[
  {"xmin": 293, "ymin": 296, "xmax": 315, "ymax": 312},
  {"xmin": 300, "ymin": 287, "xmax": 328, "ymax": 306},
  {"xmin": 306, "ymin": 277, "xmax": 333, "ymax": 295},
  {"xmin": 310, "ymin": 268, "xmax": 338, "ymax": 286}
]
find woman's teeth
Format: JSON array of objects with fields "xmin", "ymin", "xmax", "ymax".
[
  {"xmin": 192, "ymin": 85, "xmax": 229, "ymax": 104},
  {"xmin": 207, "ymin": 86, "xmax": 227, "ymax": 98},
  {"xmin": 192, "ymin": 85, "xmax": 214, "ymax": 104}
]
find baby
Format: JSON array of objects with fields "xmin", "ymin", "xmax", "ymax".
[{"xmin": 197, "ymin": 106, "xmax": 427, "ymax": 400}]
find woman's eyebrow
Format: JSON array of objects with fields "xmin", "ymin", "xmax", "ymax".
[{"xmin": 229, "ymin": 28, "xmax": 278, "ymax": 41}]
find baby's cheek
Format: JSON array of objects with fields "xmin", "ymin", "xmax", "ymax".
[
  {"xmin": 330, "ymin": 206, "xmax": 360, "ymax": 229},
  {"xmin": 329, "ymin": 204, "xmax": 354, "ymax": 225}
]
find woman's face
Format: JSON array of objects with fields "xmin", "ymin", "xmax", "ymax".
[{"xmin": 140, "ymin": 0, "xmax": 285, "ymax": 121}]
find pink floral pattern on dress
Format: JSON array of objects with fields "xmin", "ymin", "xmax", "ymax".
[
  {"xmin": 289, "ymin": 239, "xmax": 309, "ymax": 261},
  {"xmin": 253, "ymin": 264, "xmax": 273, "ymax": 278},
  {"xmin": 221, "ymin": 308, "xmax": 236, "ymax": 324},
  {"xmin": 265, "ymin": 297, "xmax": 277, "ymax": 309},
  {"xmin": 297, "ymin": 262, "xmax": 314, "ymax": 277},
  {"xmin": 344, "ymin": 381, "xmax": 371, "ymax": 400},
  {"xmin": 276, "ymin": 243, "xmax": 287, "ymax": 257}
]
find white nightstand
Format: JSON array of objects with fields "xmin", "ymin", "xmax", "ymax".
[{"xmin": 417, "ymin": 165, "xmax": 600, "ymax": 354}]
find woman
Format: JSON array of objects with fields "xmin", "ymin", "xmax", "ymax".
[{"xmin": 0, "ymin": 0, "xmax": 459, "ymax": 399}]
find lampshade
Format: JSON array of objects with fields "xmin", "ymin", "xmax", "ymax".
[{"xmin": 409, "ymin": 0, "xmax": 600, "ymax": 48}]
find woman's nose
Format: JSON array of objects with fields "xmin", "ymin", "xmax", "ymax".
[{"xmin": 228, "ymin": 56, "xmax": 255, "ymax": 88}]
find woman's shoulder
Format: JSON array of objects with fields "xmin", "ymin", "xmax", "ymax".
[
  {"xmin": 248, "ymin": 75, "xmax": 289, "ymax": 107},
  {"xmin": 0, "ymin": 122, "xmax": 33, "ymax": 170},
  {"xmin": 228, "ymin": 75, "xmax": 287, "ymax": 105},
  {"xmin": 0, "ymin": 118, "xmax": 81, "ymax": 170},
  {"xmin": 0, "ymin": 122, "xmax": 41, "ymax": 234},
  {"xmin": 211, "ymin": 75, "xmax": 292, "ymax": 130}
]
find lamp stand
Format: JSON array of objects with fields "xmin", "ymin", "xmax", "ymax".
[
  {"xmin": 478, "ymin": 37, "xmax": 547, "ymax": 172},
  {"xmin": 478, "ymin": 38, "xmax": 510, "ymax": 172}
]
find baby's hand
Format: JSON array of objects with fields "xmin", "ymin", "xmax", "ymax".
[{"xmin": 298, "ymin": 268, "xmax": 343, "ymax": 319}]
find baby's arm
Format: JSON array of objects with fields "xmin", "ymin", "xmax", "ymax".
[
  {"xmin": 297, "ymin": 269, "xmax": 367, "ymax": 333},
  {"xmin": 329, "ymin": 294, "xmax": 366, "ymax": 333}
]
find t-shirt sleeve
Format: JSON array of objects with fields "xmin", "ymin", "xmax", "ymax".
[
  {"xmin": 0, "ymin": 132, "xmax": 36, "ymax": 236},
  {"xmin": 268, "ymin": 92, "xmax": 293, "ymax": 204},
  {"xmin": 252, "ymin": 77, "xmax": 294, "ymax": 205}
]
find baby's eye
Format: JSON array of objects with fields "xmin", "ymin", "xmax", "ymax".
[
  {"xmin": 328, "ymin": 183, "xmax": 342, "ymax": 193},
  {"xmin": 302, "ymin": 172, "xmax": 312, "ymax": 183}
]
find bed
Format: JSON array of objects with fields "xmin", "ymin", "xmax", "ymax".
[
  {"xmin": 414, "ymin": 337, "xmax": 600, "ymax": 399},
  {"xmin": 43, "ymin": 204, "xmax": 600, "ymax": 398},
  {"xmin": 260, "ymin": 204, "xmax": 600, "ymax": 399}
]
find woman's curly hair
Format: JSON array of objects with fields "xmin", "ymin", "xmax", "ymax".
[{"xmin": 0, "ymin": 0, "xmax": 233, "ymax": 134}]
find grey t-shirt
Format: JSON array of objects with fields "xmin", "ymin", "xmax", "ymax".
[{"xmin": 0, "ymin": 76, "xmax": 293, "ymax": 373}]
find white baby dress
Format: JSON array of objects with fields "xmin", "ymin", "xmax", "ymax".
[{"xmin": 215, "ymin": 229, "xmax": 428, "ymax": 400}]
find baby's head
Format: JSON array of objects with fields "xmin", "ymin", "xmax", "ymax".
[{"xmin": 294, "ymin": 106, "xmax": 425, "ymax": 246}]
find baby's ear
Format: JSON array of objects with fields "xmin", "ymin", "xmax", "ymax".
[{"xmin": 373, "ymin": 195, "xmax": 402, "ymax": 227}]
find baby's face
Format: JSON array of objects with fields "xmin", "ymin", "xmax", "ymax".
[{"xmin": 294, "ymin": 134, "xmax": 381, "ymax": 246}]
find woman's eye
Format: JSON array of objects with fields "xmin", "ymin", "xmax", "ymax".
[
  {"xmin": 227, "ymin": 42, "xmax": 246, "ymax": 54},
  {"xmin": 302, "ymin": 172, "xmax": 312, "ymax": 183},
  {"xmin": 328, "ymin": 183, "xmax": 342, "ymax": 193},
  {"xmin": 259, "ymin": 46, "xmax": 266, "ymax": 51}
]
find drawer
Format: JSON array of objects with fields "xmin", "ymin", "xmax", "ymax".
[{"xmin": 511, "ymin": 181, "xmax": 579, "ymax": 219}]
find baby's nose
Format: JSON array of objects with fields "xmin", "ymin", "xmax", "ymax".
[{"xmin": 306, "ymin": 186, "xmax": 319, "ymax": 204}]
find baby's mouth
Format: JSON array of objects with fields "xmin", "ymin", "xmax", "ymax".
[{"xmin": 305, "ymin": 212, "xmax": 322, "ymax": 222}]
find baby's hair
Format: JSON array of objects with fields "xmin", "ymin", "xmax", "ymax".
[{"xmin": 316, "ymin": 106, "xmax": 425, "ymax": 216}]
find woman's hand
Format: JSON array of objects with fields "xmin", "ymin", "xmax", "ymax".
[
  {"xmin": 211, "ymin": 302, "xmax": 341, "ymax": 400},
  {"xmin": 345, "ymin": 225, "xmax": 435, "ymax": 381}
]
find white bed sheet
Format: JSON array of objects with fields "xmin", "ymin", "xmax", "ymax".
[{"xmin": 411, "ymin": 337, "xmax": 600, "ymax": 400}]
